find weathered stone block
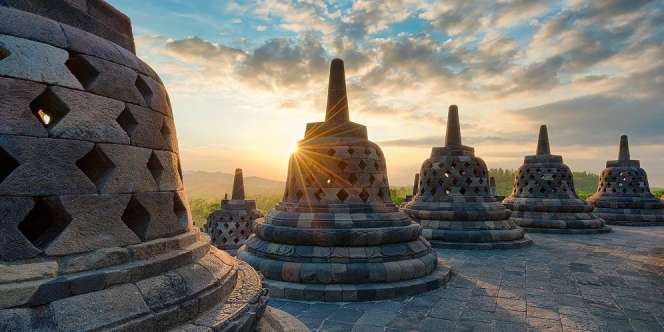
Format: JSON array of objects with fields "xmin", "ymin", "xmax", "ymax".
[
  {"xmin": 69, "ymin": 54, "xmax": 144, "ymax": 104},
  {"xmin": 61, "ymin": 23, "xmax": 125, "ymax": 65},
  {"xmin": 136, "ymin": 272, "xmax": 188, "ymax": 310},
  {"xmin": 0, "ymin": 34, "xmax": 82, "ymax": 88},
  {"xmin": 0, "ymin": 135, "xmax": 96, "ymax": 195},
  {"xmin": 126, "ymin": 192, "xmax": 187, "ymax": 241},
  {"xmin": 45, "ymin": 86, "xmax": 129, "ymax": 143},
  {"xmin": 50, "ymin": 284, "xmax": 150, "ymax": 331},
  {"xmin": 0, "ymin": 196, "xmax": 41, "ymax": 261},
  {"xmin": 94, "ymin": 143, "xmax": 158, "ymax": 193},
  {"xmin": 43, "ymin": 194, "xmax": 141, "ymax": 256},
  {"xmin": 0, "ymin": 7, "xmax": 67, "ymax": 48},
  {"xmin": 0, "ymin": 77, "xmax": 47, "ymax": 137},
  {"xmin": 137, "ymin": 74, "xmax": 172, "ymax": 116}
]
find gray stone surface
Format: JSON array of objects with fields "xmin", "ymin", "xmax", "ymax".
[
  {"xmin": 50, "ymin": 283, "xmax": 150, "ymax": 331},
  {"xmin": 70, "ymin": 54, "xmax": 144, "ymax": 104},
  {"xmin": 124, "ymin": 104, "xmax": 173, "ymax": 150},
  {"xmin": 0, "ymin": 6, "xmax": 68, "ymax": 48},
  {"xmin": 93, "ymin": 143, "xmax": 158, "ymax": 193},
  {"xmin": 0, "ymin": 77, "xmax": 47, "ymax": 137},
  {"xmin": 45, "ymin": 86, "xmax": 128, "ymax": 143},
  {"xmin": 0, "ymin": 135, "xmax": 96, "ymax": 195},
  {"xmin": 129, "ymin": 191, "xmax": 188, "ymax": 241},
  {"xmin": 273, "ymin": 226, "xmax": 664, "ymax": 331},
  {"xmin": 0, "ymin": 34, "xmax": 82, "ymax": 88},
  {"xmin": 43, "ymin": 194, "xmax": 140, "ymax": 256}
]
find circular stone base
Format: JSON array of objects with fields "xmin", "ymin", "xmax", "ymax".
[
  {"xmin": 604, "ymin": 220, "xmax": 664, "ymax": 226},
  {"xmin": 258, "ymin": 306, "xmax": 310, "ymax": 332},
  {"xmin": 521, "ymin": 226, "xmax": 612, "ymax": 234},
  {"xmin": 262, "ymin": 258, "xmax": 452, "ymax": 302},
  {"xmin": 429, "ymin": 237, "xmax": 533, "ymax": 250}
]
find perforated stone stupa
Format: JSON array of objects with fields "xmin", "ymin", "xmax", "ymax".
[
  {"xmin": 237, "ymin": 59, "xmax": 451, "ymax": 301},
  {"xmin": 587, "ymin": 135, "xmax": 664, "ymax": 225},
  {"xmin": 0, "ymin": 2, "xmax": 267, "ymax": 330},
  {"xmin": 401, "ymin": 106, "xmax": 531, "ymax": 249},
  {"xmin": 206, "ymin": 168, "xmax": 263, "ymax": 254},
  {"xmin": 503, "ymin": 126, "xmax": 611, "ymax": 234}
]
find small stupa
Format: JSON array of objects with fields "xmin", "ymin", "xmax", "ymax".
[
  {"xmin": 587, "ymin": 135, "xmax": 664, "ymax": 225},
  {"xmin": 237, "ymin": 59, "xmax": 451, "ymax": 301},
  {"xmin": 401, "ymin": 106, "xmax": 531, "ymax": 249},
  {"xmin": 0, "ymin": 2, "xmax": 268, "ymax": 330},
  {"xmin": 503, "ymin": 126, "xmax": 611, "ymax": 233},
  {"xmin": 206, "ymin": 168, "xmax": 263, "ymax": 254}
]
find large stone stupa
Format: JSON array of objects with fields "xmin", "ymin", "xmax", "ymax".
[
  {"xmin": 206, "ymin": 168, "xmax": 263, "ymax": 254},
  {"xmin": 237, "ymin": 59, "xmax": 451, "ymax": 301},
  {"xmin": 587, "ymin": 135, "xmax": 664, "ymax": 225},
  {"xmin": 401, "ymin": 106, "xmax": 532, "ymax": 249},
  {"xmin": 503, "ymin": 126, "xmax": 611, "ymax": 233},
  {"xmin": 0, "ymin": 2, "xmax": 268, "ymax": 331}
]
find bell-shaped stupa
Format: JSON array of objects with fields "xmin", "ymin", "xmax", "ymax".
[
  {"xmin": 402, "ymin": 106, "xmax": 531, "ymax": 249},
  {"xmin": 503, "ymin": 126, "xmax": 610, "ymax": 233},
  {"xmin": 0, "ymin": 2, "xmax": 268, "ymax": 330},
  {"xmin": 237, "ymin": 59, "xmax": 451, "ymax": 301},
  {"xmin": 206, "ymin": 168, "xmax": 263, "ymax": 254},
  {"xmin": 587, "ymin": 135, "xmax": 664, "ymax": 225}
]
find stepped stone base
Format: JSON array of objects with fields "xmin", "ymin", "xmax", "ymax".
[
  {"xmin": 429, "ymin": 237, "xmax": 532, "ymax": 250},
  {"xmin": 0, "ymin": 232, "xmax": 267, "ymax": 332},
  {"xmin": 593, "ymin": 209, "xmax": 664, "ymax": 226},
  {"xmin": 260, "ymin": 258, "xmax": 452, "ymax": 302},
  {"xmin": 257, "ymin": 307, "xmax": 310, "ymax": 332},
  {"xmin": 519, "ymin": 226, "xmax": 612, "ymax": 234}
]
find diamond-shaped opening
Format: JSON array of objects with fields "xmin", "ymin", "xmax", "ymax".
[
  {"xmin": 0, "ymin": 46, "xmax": 10, "ymax": 61},
  {"xmin": 358, "ymin": 160, "xmax": 367, "ymax": 170},
  {"xmin": 295, "ymin": 190, "xmax": 304, "ymax": 200},
  {"xmin": 327, "ymin": 148, "xmax": 336, "ymax": 156},
  {"xmin": 359, "ymin": 188, "xmax": 370, "ymax": 202},
  {"xmin": 336, "ymin": 189, "xmax": 349, "ymax": 202},
  {"xmin": 314, "ymin": 188, "xmax": 324, "ymax": 201},
  {"xmin": 465, "ymin": 178, "xmax": 473, "ymax": 185},
  {"xmin": 378, "ymin": 188, "xmax": 386, "ymax": 200},
  {"xmin": 30, "ymin": 88, "xmax": 69, "ymax": 129},
  {"xmin": 460, "ymin": 187, "xmax": 467, "ymax": 195},
  {"xmin": 147, "ymin": 151, "xmax": 164, "ymax": 184},
  {"xmin": 222, "ymin": 237, "xmax": 227, "ymax": 243},
  {"xmin": 0, "ymin": 146, "xmax": 19, "ymax": 184},
  {"xmin": 116, "ymin": 106, "xmax": 138, "ymax": 137},
  {"xmin": 121, "ymin": 196, "xmax": 150, "ymax": 241},
  {"xmin": 135, "ymin": 75, "xmax": 154, "ymax": 105},
  {"xmin": 173, "ymin": 193, "xmax": 188, "ymax": 227},
  {"xmin": 233, "ymin": 238, "xmax": 239, "ymax": 244},
  {"xmin": 338, "ymin": 160, "xmax": 348, "ymax": 171},
  {"xmin": 374, "ymin": 161, "xmax": 380, "ymax": 170},
  {"xmin": 18, "ymin": 198, "xmax": 71, "ymax": 249},
  {"xmin": 347, "ymin": 147, "xmax": 355, "ymax": 155},
  {"xmin": 369, "ymin": 174, "xmax": 376, "ymax": 185},
  {"xmin": 364, "ymin": 147, "xmax": 371, "ymax": 155},
  {"xmin": 348, "ymin": 173, "xmax": 358, "ymax": 185},
  {"xmin": 76, "ymin": 145, "xmax": 115, "ymax": 188},
  {"xmin": 65, "ymin": 54, "xmax": 99, "ymax": 88}
]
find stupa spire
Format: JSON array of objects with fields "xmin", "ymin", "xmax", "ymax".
[
  {"xmin": 325, "ymin": 58, "xmax": 350, "ymax": 124},
  {"xmin": 618, "ymin": 135, "xmax": 630, "ymax": 161},
  {"xmin": 232, "ymin": 168, "xmax": 245, "ymax": 200},
  {"xmin": 537, "ymin": 125, "xmax": 551, "ymax": 155},
  {"xmin": 445, "ymin": 105, "xmax": 462, "ymax": 146}
]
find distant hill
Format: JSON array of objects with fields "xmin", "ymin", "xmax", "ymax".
[{"xmin": 183, "ymin": 171, "xmax": 284, "ymax": 200}]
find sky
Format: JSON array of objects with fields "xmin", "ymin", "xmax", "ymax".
[{"xmin": 107, "ymin": 0, "xmax": 664, "ymax": 187}]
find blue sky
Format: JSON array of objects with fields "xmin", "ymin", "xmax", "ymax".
[{"xmin": 107, "ymin": 0, "xmax": 664, "ymax": 186}]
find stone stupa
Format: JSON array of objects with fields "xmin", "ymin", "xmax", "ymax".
[
  {"xmin": 237, "ymin": 59, "xmax": 451, "ymax": 301},
  {"xmin": 402, "ymin": 106, "xmax": 531, "ymax": 249},
  {"xmin": 0, "ymin": 2, "xmax": 269, "ymax": 330},
  {"xmin": 206, "ymin": 168, "xmax": 263, "ymax": 254},
  {"xmin": 503, "ymin": 126, "xmax": 611, "ymax": 233},
  {"xmin": 587, "ymin": 135, "xmax": 664, "ymax": 225}
]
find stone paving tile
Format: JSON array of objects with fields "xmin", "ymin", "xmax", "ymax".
[{"xmin": 271, "ymin": 227, "xmax": 664, "ymax": 331}]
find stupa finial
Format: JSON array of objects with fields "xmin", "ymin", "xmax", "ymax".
[
  {"xmin": 618, "ymin": 135, "xmax": 630, "ymax": 161},
  {"xmin": 325, "ymin": 58, "xmax": 350, "ymax": 124},
  {"xmin": 412, "ymin": 173, "xmax": 420, "ymax": 196},
  {"xmin": 445, "ymin": 105, "xmax": 462, "ymax": 146},
  {"xmin": 537, "ymin": 125, "xmax": 551, "ymax": 155},
  {"xmin": 232, "ymin": 168, "xmax": 245, "ymax": 200}
]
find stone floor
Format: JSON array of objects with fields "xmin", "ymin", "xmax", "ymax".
[{"xmin": 268, "ymin": 226, "xmax": 664, "ymax": 331}]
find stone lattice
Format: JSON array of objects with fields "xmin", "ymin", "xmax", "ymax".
[
  {"xmin": 0, "ymin": 2, "xmax": 267, "ymax": 331},
  {"xmin": 237, "ymin": 59, "xmax": 451, "ymax": 301},
  {"xmin": 587, "ymin": 135, "xmax": 664, "ymax": 225},
  {"xmin": 206, "ymin": 168, "xmax": 263, "ymax": 253},
  {"xmin": 503, "ymin": 126, "xmax": 611, "ymax": 233},
  {"xmin": 402, "ymin": 106, "xmax": 532, "ymax": 249}
]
